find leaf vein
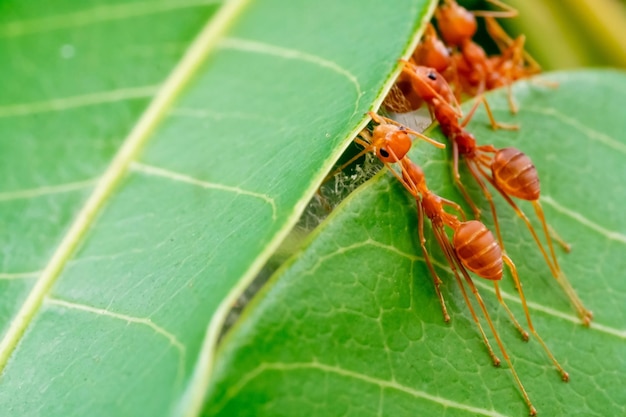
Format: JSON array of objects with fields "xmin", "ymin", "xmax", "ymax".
[
  {"xmin": 219, "ymin": 37, "xmax": 363, "ymax": 114},
  {"xmin": 0, "ymin": 271, "xmax": 41, "ymax": 280},
  {"xmin": 306, "ymin": 239, "xmax": 626, "ymax": 339},
  {"xmin": 521, "ymin": 106, "xmax": 626, "ymax": 155},
  {"xmin": 170, "ymin": 107, "xmax": 286, "ymax": 126},
  {"xmin": 45, "ymin": 297, "xmax": 186, "ymax": 354},
  {"xmin": 0, "ymin": 0, "xmax": 224, "ymax": 38},
  {"xmin": 0, "ymin": 0, "xmax": 249, "ymax": 373},
  {"xmin": 474, "ymin": 280, "xmax": 626, "ymax": 339},
  {"xmin": 0, "ymin": 179, "xmax": 96, "ymax": 202},
  {"xmin": 0, "ymin": 85, "xmax": 159, "ymax": 118},
  {"xmin": 131, "ymin": 162, "xmax": 277, "ymax": 220},
  {"xmin": 212, "ymin": 361, "xmax": 508, "ymax": 417},
  {"xmin": 540, "ymin": 195, "xmax": 626, "ymax": 244}
]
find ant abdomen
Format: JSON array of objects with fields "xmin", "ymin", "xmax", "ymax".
[
  {"xmin": 454, "ymin": 220, "xmax": 502, "ymax": 280},
  {"xmin": 492, "ymin": 147, "xmax": 540, "ymax": 201}
]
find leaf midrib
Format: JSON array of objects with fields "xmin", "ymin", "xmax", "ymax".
[{"xmin": 0, "ymin": 0, "xmax": 250, "ymax": 371}]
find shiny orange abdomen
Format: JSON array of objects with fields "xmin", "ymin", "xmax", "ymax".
[
  {"xmin": 492, "ymin": 147, "xmax": 540, "ymax": 201},
  {"xmin": 453, "ymin": 220, "xmax": 502, "ymax": 280}
]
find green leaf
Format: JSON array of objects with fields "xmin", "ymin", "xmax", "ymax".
[
  {"xmin": 206, "ymin": 71, "xmax": 626, "ymax": 417},
  {"xmin": 0, "ymin": 0, "xmax": 436, "ymax": 416}
]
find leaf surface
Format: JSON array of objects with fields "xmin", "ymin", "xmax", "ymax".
[
  {"xmin": 0, "ymin": 0, "xmax": 437, "ymax": 416},
  {"xmin": 206, "ymin": 71, "xmax": 626, "ymax": 417}
]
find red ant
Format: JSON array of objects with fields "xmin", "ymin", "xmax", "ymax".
[
  {"xmin": 401, "ymin": 62, "xmax": 593, "ymax": 325},
  {"xmin": 385, "ymin": 1, "xmax": 542, "ymax": 115},
  {"xmin": 400, "ymin": 60, "xmax": 512, "ymax": 131},
  {"xmin": 483, "ymin": 15, "xmax": 542, "ymax": 82},
  {"xmin": 328, "ymin": 114, "xmax": 570, "ymax": 414},
  {"xmin": 382, "ymin": 70, "xmax": 428, "ymax": 114},
  {"xmin": 319, "ymin": 112, "xmax": 445, "ymax": 215},
  {"xmin": 326, "ymin": 112, "xmax": 445, "ymax": 181},
  {"xmin": 435, "ymin": 0, "xmax": 518, "ymax": 46},
  {"xmin": 394, "ymin": 156, "xmax": 569, "ymax": 416},
  {"xmin": 383, "ymin": 22, "xmax": 461, "ymax": 114},
  {"xmin": 424, "ymin": 0, "xmax": 539, "ymax": 113}
]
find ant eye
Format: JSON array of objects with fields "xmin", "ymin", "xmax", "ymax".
[
  {"xmin": 379, "ymin": 148, "xmax": 390, "ymax": 158},
  {"xmin": 428, "ymin": 72, "xmax": 437, "ymax": 81}
]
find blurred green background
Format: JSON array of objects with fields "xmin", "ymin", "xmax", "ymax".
[{"xmin": 465, "ymin": 0, "xmax": 626, "ymax": 69}]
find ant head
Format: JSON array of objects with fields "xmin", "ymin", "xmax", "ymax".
[
  {"xmin": 436, "ymin": 0, "xmax": 477, "ymax": 46},
  {"xmin": 405, "ymin": 65, "xmax": 449, "ymax": 102},
  {"xmin": 371, "ymin": 123, "xmax": 412, "ymax": 163},
  {"xmin": 413, "ymin": 24, "xmax": 452, "ymax": 72}
]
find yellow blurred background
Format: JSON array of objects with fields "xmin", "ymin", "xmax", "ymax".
[{"xmin": 465, "ymin": 0, "xmax": 626, "ymax": 69}]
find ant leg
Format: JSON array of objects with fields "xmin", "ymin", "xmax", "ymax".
[
  {"xmin": 493, "ymin": 281, "xmax": 529, "ymax": 341},
  {"xmin": 367, "ymin": 112, "xmax": 445, "ymax": 149},
  {"xmin": 484, "ymin": 15, "xmax": 516, "ymax": 51},
  {"xmin": 417, "ymin": 203, "xmax": 450, "ymax": 322},
  {"xmin": 462, "ymin": 95, "xmax": 519, "ymax": 130},
  {"xmin": 460, "ymin": 95, "xmax": 482, "ymax": 127},
  {"xmin": 474, "ymin": 162, "xmax": 559, "ymax": 277},
  {"xmin": 510, "ymin": 32, "xmax": 543, "ymax": 76},
  {"xmin": 384, "ymin": 159, "xmax": 415, "ymax": 197},
  {"xmin": 380, "ymin": 148, "xmax": 425, "ymax": 199},
  {"xmin": 532, "ymin": 201, "xmax": 593, "ymax": 324},
  {"xmin": 532, "ymin": 201, "xmax": 562, "ymax": 271},
  {"xmin": 454, "ymin": 171, "xmax": 482, "ymax": 220},
  {"xmin": 432, "ymin": 226, "xmax": 501, "ymax": 367},
  {"xmin": 473, "ymin": 0, "xmax": 518, "ymax": 18},
  {"xmin": 406, "ymin": 127, "xmax": 446, "ymax": 149},
  {"xmin": 368, "ymin": 111, "xmax": 391, "ymax": 125},
  {"xmin": 506, "ymin": 82, "xmax": 519, "ymax": 114},
  {"xmin": 548, "ymin": 224, "xmax": 572, "ymax": 253},
  {"xmin": 452, "ymin": 247, "xmax": 537, "ymax": 416},
  {"xmin": 553, "ymin": 268, "xmax": 594, "ymax": 326},
  {"xmin": 502, "ymin": 254, "xmax": 570, "ymax": 381},
  {"xmin": 323, "ymin": 135, "xmax": 372, "ymax": 184},
  {"xmin": 530, "ymin": 77, "xmax": 559, "ymax": 89},
  {"xmin": 314, "ymin": 188, "xmax": 332, "ymax": 213},
  {"xmin": 464, "ymin": 159, "xmax": 505, "ymax": 250},
  {"xmin": 486, "ymin": 18, "xmax": 543, "ymax": 79},
  {"xmin": 440, "ymin": 197, "xmax": 467, "ymax": 221},
  {"xmin": 509, "ymin": 34, "xmax": 542, "ymax": 76},
  {"xmin": 476, "ymin": 164, "xmax": 593, "ymax": 324},
  {"xmin": 452, "ymin": 142, "xmax": 482, "ymax": 218},
  {"xmin": 448, "ymin": 59, "xmax": 463, "ymax": 103}
]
